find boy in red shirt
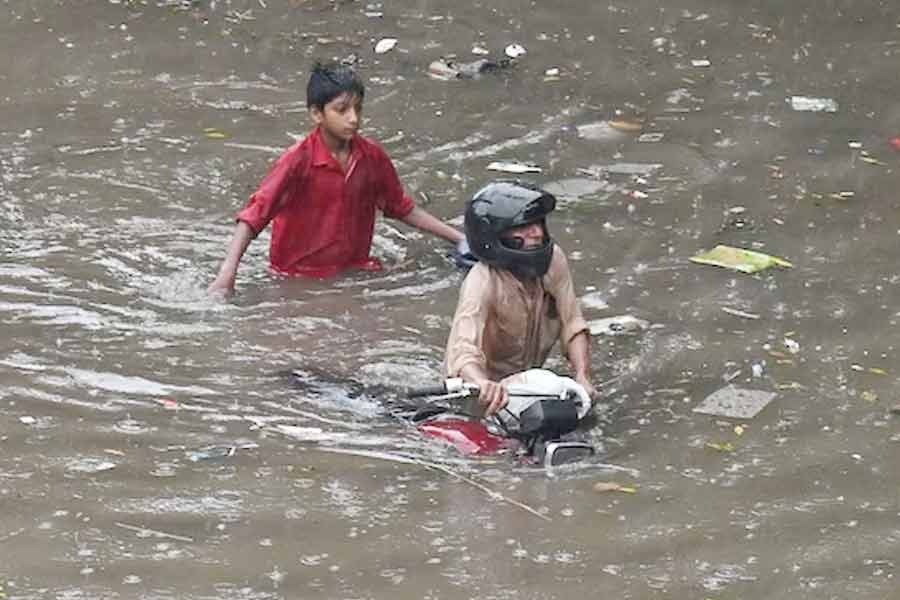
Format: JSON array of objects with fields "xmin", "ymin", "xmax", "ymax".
[{"xmin": 209, "ymin": 62, "xmax": 463, "ymax": 295}]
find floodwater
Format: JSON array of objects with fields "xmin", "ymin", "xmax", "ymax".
[{"xmin": 1, "ymin": 0, "xmax": 899, "ymax": 598}]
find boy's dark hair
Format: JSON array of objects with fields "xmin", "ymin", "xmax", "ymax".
[{"xmin": 306, "ymin": 61, "xmax": 365, "ymax": 110}]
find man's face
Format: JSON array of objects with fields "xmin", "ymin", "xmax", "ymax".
[
  {"xmin": 500, "ymin": 221, "xmax": 545, "ymax": 250},
  {"xmin": 311, "ymin": 92, "xmax": 363, "ymax": 144}
]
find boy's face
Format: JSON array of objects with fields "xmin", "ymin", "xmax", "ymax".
[{"xmin": 311, "ymin": 92, "xmax": 363, "ymax": 145}]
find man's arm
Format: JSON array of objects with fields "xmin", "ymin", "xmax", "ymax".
[
  {"xmin": 208, "ymin": 221, "xmax": 255, "ymax": 296},
  {"xmin": 566, "ymin": 330, "xmax": 595, "ymax": 398},
  {"xmin": 400, "ymin": 206, "xmax": 464, "ymax": 244},
  {"xmin": 444, "ymin": 266, "xmax": 507, "ymax": 416},
  {"xmin": 459, "ymin": 362, "xmax": 508, "ymax": 417}
]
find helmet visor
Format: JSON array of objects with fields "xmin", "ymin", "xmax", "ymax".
[{"xmin": 516, "ymin": 194, "xmax": 556, "ymax": 225}]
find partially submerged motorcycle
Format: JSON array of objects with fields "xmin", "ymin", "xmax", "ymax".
[{"xmin": 403, "ymin": 369, "xmax": 596, "ymax": 468}]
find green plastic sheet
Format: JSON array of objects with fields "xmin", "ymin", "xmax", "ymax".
[{"xmin": 690, "ymin": 245, "xmax": 792, "ymax": 273}]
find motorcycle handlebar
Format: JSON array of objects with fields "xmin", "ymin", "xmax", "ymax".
[
  {"xmin": 406, "ymin": 378, "xmax": 478, "ymax": 398},
  {"xmin": 406, "ymin": 384, "xmax": 452, "ymax": 398}
]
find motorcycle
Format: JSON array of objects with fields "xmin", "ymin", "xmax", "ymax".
[{"xmin": 403, "ymin": 369, "xmax": 597, "ymax": 468}]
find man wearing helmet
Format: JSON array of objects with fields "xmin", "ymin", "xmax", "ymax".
[{"xmin": 443, "ymin": 181, "xmax": 593, "ymax": 416}]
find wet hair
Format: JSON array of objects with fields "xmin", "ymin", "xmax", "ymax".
[{"xmin": 306, "ymin": 61, "xmax": 365, "ymax": 110}]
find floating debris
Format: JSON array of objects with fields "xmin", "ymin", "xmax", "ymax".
[
  {"xmin": 202, "ymin": 127, "xmax": 229, "ymax": 140},
  {"xmin": 593, "ymin": 481, "xmax": 637, "ymax": 494},
  {"xmin": 587, "ymin": 315, "xmax": 649, "ymax": 336},
  {"xmin": 504, "ymin": 43, "xmax": 527, "ymax": 58},
  {"xmin": 374, "ymin": 38, "xmax": 398, "ymax": 54},
  {"xmin": 115, "ymin": 521, "xmax": 194, "ymax": 543},
  {"xmin": 609, "ymin": 119, "xmax": 644, "ymax": 132},
  {"xmin": 66, "ymin": 457, "xmax": 117, "ymax": 474},
  {"xmin": 187, "ymin": 443, "xmax": 258, "ymax": 462},
  {"xmin": 693, "ymin": 385, "xmax": 776, "ymax": 419},
  {"xmin": 860, "ymin": 390, "xmax": 878, "ymax": 403},
  {"xmin": 580, "ymin": 291, "xmax": 609, "ymax": 310},
  {"xmin": 788, "ymin": 96, "xmax": 838, "ymax": 113},
  {"xmin": 706, "ymin": 441, "xmax": 736, "ymax": 453},
  {"xmin": 690, "ymin": 245, "xmax": 792, "ymax": 274},
  {"xmin": 721, "ymin": 306, "xmax": 760, "ymax": 320},
  {"xmin": 428, "ymin": 58, "xmax": 512, "ymax": 80},
  {"xmin": 576, "ymin": 121, "xmax": 628, "ymax": 141},
  {"xmin": 637, "ymin": 132, "xmax": 665, "ymax": 143},
  {"xmin": 580, "ymin": 162, "xmax": 663, "ymax": 176},
  {"xmin": 487, "ymin": 161, "xmax": 542, "ymax": 174}
]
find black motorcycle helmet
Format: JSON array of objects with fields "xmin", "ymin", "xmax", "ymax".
[{"xmin": 464, "ymin": 180, "xmax": 557, "ymax": 279}]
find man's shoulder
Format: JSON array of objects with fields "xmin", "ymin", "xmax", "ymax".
[
  {"xmin": 461, "ymin": 262, "xmax": 494, "ymax": 290},
  {"xmin": 549, "ymin": 244, "xmax": 571, "ymax": 271},
  {"xmin": 542, "ymin": 244, "xmax": 574, "ymax": 286}
]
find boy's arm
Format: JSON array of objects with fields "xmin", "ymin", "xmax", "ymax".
[
  {"xmin": 399, "ymin": 206, "xmax": 464, "ymax": 244},
  {"xmin": 208, "ymin": 221, "xmax": 255, "ymax": 296}
]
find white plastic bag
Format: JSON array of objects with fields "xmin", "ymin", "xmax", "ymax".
[{"xmin": 500, "ymin": 369, "xmax": 592, "ymax": 419}]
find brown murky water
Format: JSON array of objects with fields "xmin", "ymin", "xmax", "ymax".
[{"xmin": 2, "ymin": 1, "xmax": 899, "ymax": 598}]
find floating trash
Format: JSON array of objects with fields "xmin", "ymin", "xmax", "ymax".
[
  {"xmin": 691, "ymin": 58, "xmax": 711, "ymax": 67},
  {"xmin": 721, "ymin": 306, "xmax": 760, "ymax": 320},
  {"xmin": 66, "ymin": 457, "xmax": 117, "ymax": 474},
  {"xmin": 374, "ymin": 38, "xmax": 398, "ymax": 54},
  {"xmin": 187, "ymin": 443, "xmax": 258, "ymax": 462},
  {"xmin": 543, "ymin": 177, "xmax": 613, "ymax": 202},
  {"xmin": 693, "ymin": 385, "xmax": 776, "ymax": 419},
  {"xmin": 504, "ymin": 43, "xmax": 527, "ymax": 58},
  {"xmin": 705, "ymin": 441, "xmax": 736, "ymax": 453},
  {"xmin": 788, "ymin": 96, "xmax": 838, "ymax": 113},
  {"xmin": 202, "ymin": 127, "xmax": 229, "ymax": 140},
  {"xmin": 580, "ymin": 291, "xmax": 609, "ymax": 310},
  {"xmin": 427, "ymin": 58, "xmax": 512, "ymax": 80},
  {"xmin": 587, "ymin": 315, "xmax": 649, "ymax": 336},
  {"xmin": 576, "ymin": 121, "xmax": 627, "ymax": 141},
  {"xmin": 690, "ymin": 245, "xmax": 792, "ymax": 274},
  {"xmin": 609, "ymin": 119, "xmax": 644, "ymax": 132},
  {"xmin": 637, "ymin": 132, "xmax": 665, "ymax": 143},
  {"xmin": 581, "ymin": 162, "xmax": 663, "ymax": 176},
  {"xmin": 487, "ymin": 161, "xmax": 542, "ymax": 174},
  {"xmin": 593, "ymin": 481, "xmax": 637, "ymax": 494}
]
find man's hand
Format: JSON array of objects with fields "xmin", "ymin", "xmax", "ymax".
[
  {"xmin": 477, "ymin": 379, "xmax": 508, "ymax": 417},
  {"xmin": 575, "ymin": 373, "xmax": 596, "ymax": 400}
]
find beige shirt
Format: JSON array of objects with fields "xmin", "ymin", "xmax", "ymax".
[{"xmin": 443, "ymin": 245, "xmax": 589, "ymax": 380}]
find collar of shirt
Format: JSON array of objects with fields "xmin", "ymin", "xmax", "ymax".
[{"xmin": 310, "ymin": 126, "xmax": 366, "ymax": 170}]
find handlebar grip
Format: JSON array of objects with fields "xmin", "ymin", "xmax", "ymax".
[{"xmin": 406, "ymin": 383, "xmax": 449, "ymax": 398}]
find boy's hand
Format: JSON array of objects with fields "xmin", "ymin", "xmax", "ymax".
[{"xmin": 207, "ymin": 274, "xmax": 235, "ymax": 298}]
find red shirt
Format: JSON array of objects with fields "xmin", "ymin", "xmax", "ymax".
[{"xmin": 236, "ymin": 127, "xmax": 416, "ymax": 278}]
